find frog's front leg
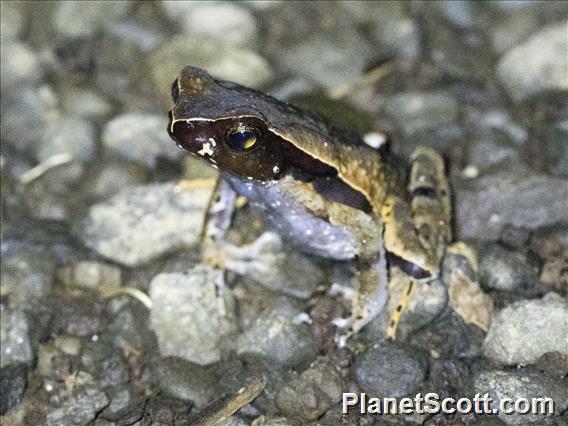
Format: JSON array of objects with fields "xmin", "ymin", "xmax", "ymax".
[
  {"xmin": 382, "ymin": 147, "xmax": 452, "ymax": 339},
  {"xmin": 201, "ymin": 178, "xmax": 281, "ymax": 274}
]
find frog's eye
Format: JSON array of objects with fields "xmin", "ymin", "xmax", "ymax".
[{"xmin": 225, "ymin": 126, "xmax": 260, "ymax": 151}]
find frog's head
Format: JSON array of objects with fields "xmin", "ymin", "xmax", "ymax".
[{"xmin": 168, "ymin": 66, "xmax": 292, "ymax": 181}]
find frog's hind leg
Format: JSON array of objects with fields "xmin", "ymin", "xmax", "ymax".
[
  {"xmin": 407, "ymin": 147, "xmax": 452, "ymax": 258},
  {"xmin": 384, "ymin": 147, "xmax": 452, "ymax": 339}
]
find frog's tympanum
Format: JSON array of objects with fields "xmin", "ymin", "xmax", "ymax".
[{"xmin": 168, "ymin": 66, "xmax": 454, "ymax": 341}]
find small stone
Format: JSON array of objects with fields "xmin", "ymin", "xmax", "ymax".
[
  {"xmin": 76, "ymin": 182, "xmax": 213, "ymax": 267},
  {"xmin": 37, "ymin": 117, "xmax": 96, "ymax": 162},
  {"xmin": 1, "ymin": 240, "xmax": 56, "ymax": 305},
  {"xmin": 85, "ymin": 160, "xmax": 149, "ymax": 202},
  {"xmin": 21, "ymin": 160, "xmax": 85, "ymax": 223},
  {"xmin": 497, "ymin": 21, "xmax": 568, "ymax": 102},
  {"xmin": 0, "ymin": 87, "xmax": 55, "ymax": 153},
  {"xmin": 236, "ymin": 314, "xmax": 318, "ymax": 370},
  {"xmin": 52, "ymin": 0, "xmax": 130, "ymax": 38},
  {"xmin": 353, "ymin": 1, "xmax": 419, "ymax": 59},
  {"xmin": 60, "ymin": 88, "xmax": 113, "ymax": 119},
  {"xmin": 100, "ymin": 385, "xmax": 133, "ymax": 421},
  {"xmin": 155, "ymin": 356, "xmax": 218, "ymax": 408},
  {"xmin": 489, "ymin": 8, "xmax": 540, "ymax": 54},
  {"xmin": 455, "ymin": 166, "xmax": 568, "ymax": 240},
  {"xmin": 479, "ymin": 243, "xmax": 539, "ymax": 292},
  {"xmin": 0, "ymin": 363, "xmax": 27, "ymax": 415},
  {"xmin": 0, "ymin": 3, "xmax": 24, "ymax": 40},
  {"xmin": 0, "ymin": 307, "xmax": 33, "ymax": 368},
  {"xmin": 277, "ymin": 28, "xmax": 372, "ymax": 89},
  {"xmin": 353, "ymin": 341, "xmax": 427, "ymax": 398},
  {"xmin": 535, "ymin": 351, "xmax": 568, "ymax": 380},
  {"xmin": 53, "ymin": 336, "xmax": 81, "ymax": 356},
  {"xmin": 149, "ymin": 35, "xmax": 272, "ymax": 104},
  {"xmin": 46, "ymin": 387, "xmax": 110, "ymax": 426},
  {"xmin": 57, "ymin": 260, "xmax": 121, "ymax": 292},
  {"xmin": 483, "ymin": 293, "xmax": 568, "ymax": 365},
  {"xmin": 149, "ymin": 269, "xmax": 237, "ymax": 365},
  {"xmin": 474, "ymin": 370, "xmax": 567, "ymax": 424},
  {"xmin": 51, "ymin": 295, "xmax": 103, "ymax": 337},
  {"xmin": 161, "ymin": 2, "xmax": 258, "ymax": 47},
  {"xmin": 102, "ymin": 113, "xmax": 181, "ymax": 168},
  {"xmin": 275, "ymin": 359, "xmax": 342, "ymax": 421},
  {"xmin": 0, "ymin": 42, "xmax": 41, "ymax": 90},
  {"xmin": 383, "ymin": 91, "xmax": 459, "ymax": 138}
]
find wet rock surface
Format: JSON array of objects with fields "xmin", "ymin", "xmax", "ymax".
[{"xmin": 1, "ymin": 1, "xmax": 567, "ymax": 424}]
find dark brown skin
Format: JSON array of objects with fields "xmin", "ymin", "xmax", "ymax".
[{"xmin": 168, "ymin": 66, "xmax": 403, "ymax": 212}]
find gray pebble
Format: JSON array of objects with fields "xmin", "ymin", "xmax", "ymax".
[
  {"xmin": 102, "ymin": 113, "xmax": 181, "ymax": 168},
  {"xmin": 361, "ymin": 2, "xmax": 419, "ymax": 59},
  {"xmin": 0, "ymin": 42, "xmax": 41, "ymax": 90},
  {"xmin": 275, "ymin": 358, "xmax": 342, "ymax": 421},
  {"xmin": 497, "ymin": 21, "xmax": 568, "ymax": 102},
  {"xmin": 0, "ymin": 87, "xmax": 55, "ymax": 153},
  {"xmin": 353, "ymin": 341, "xmax": 427, "ymax": 398},
  {"xmin": 37, "ymin": 117, "xmax": 96, "ymax": 162},
  {"xmin": 383, "ymin": 91, "xmax": 459, "ymax": 139},
  {"xmin": 46, "ymin": 387, "xmax": 110, "ymax": 426},
  {"xmin": 0, "ymin": 362, "xmax": 27, "ymax": 415},
  {"xmin": 277, "ymin": 28, "xmax": 371, "ymax": 90},
  {"xmin": 60, "ymin": 88, "xmax": 113, "ymax": 120},
  {"xmin": 85, "ymin": 160, "xmax": 149, "ymax": 202},
  {"xmin": 474, "ymin": 370, "xmax": 567, "ymax": 424},
  {"xmin": 161, "ymin": 2, "xmax": 258, "ymax": 47},
  {"xmin": 483, "ymin": 293, "xmax": 568, "ymax": 365},
  {"xmin": 149, "ymin": 269, "xmax": 237, "ymax": 365},
  {"xmin": 0, "ymin": 3, "xmax": 24, "ymax": 41},
  {"xmin": 100, "ymin": 385, "xmax": 133, "ymax": 420},
  {"xmin": 455, "ymin": 165, "xmax": 568, "ymax": 240},
  {"xmin": 1, "ymin": 240, "xmax": 56, "ymax": 305},
  {"xmin": 77, "ymin": 182, "xmax": 212, "ymax": 267},
  {"xmin": 0, "ymin": 307, "xmax": 32, "ymax": 368},
  {"xmin": 149, "ymin": 35, "xmax": 272, "ymax": 103},
  {"xmin": 489, "ymin": 8, "xmax": 540, "ymax": 54},
  {"xmin": 22, "ymin": 160, "xmax": 85, "ymax": 223},
  {"xmin": 241, "ymin": 244, "xmax": 325, "ymax": 300},
  {"xmin": 52, "ymin": 0, "xmax": 130, "ymax": 38},
  {"xmin": 236, "ymin": 314, "xmax": 318, "ymax": 370},
  {"xmin": 57, "ymin": 260, "xmax": 121, "ymax": 292},
  {"xmin": 155, "ymin": 356, "xmax": 218, "ymax": 408},
  {"xmin": 479, "ymin": 243, "xmax": 539, "ymax": 291}
]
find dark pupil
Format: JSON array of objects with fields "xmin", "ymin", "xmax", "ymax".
[{"xmin": 226, "ymin": 129, "xmax": 258, "ymax": 151}]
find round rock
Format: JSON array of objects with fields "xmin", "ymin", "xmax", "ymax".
[
  {"xmin": 76, "ymin": 182, "xmax": 213, "ymax": 267},
  {"xmin": 497, "ymin": 21, "xmax": 568, "ymax": 102},
  {"xmin": 150, "ymin": 269, "xmax": 237, "ymax": 365},
  {"xmin": 353, "ymin": 341, "xmax": 427, "ymax": 398},
  {"xmin": 483, "ymin": 293, "xmax": 568, "ymax": 365},
  {"xmin": 236, "ymin": 314, "xmax": 318, "ymax": 370}
]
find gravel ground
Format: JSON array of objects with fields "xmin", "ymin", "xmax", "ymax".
[{"xmin": 1, "ymin": 2, "xmax": 567, "ymax": 425}]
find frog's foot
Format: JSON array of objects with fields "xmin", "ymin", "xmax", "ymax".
[
  {"xmin": 408, "ymin": 146, "xmax": 452, "ymax": 263},
  {"xmin": 203, "ymin": 231, "xmax": 283, "ymax": 276}
]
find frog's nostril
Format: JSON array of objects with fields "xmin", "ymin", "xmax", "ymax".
[{"xmin": 171, "ymin": 78, "xmax": 180, "ymax": 103}]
